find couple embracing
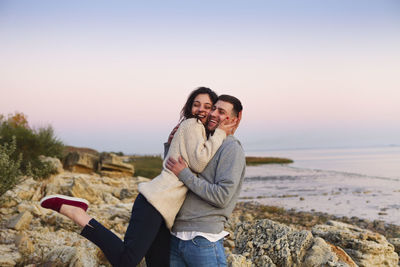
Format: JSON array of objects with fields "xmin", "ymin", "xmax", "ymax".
[{"xmin": 40, "ymin": 87, "xmax": 246, "ymax": 267}]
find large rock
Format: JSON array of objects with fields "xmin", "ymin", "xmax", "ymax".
[
  {"xmin": 63, "ymin": 152, "xmax": 99, "ymax": 174},
  {"xmin": 70, "ymin": 176, "xmax": 103, "ymax": 204},
  {"xmin": 14, "ymin": 177, "xmax": 38, "ymax": 200},
  {"xmin": 39, "ymin": 155, "xmax": 64, "ymax": 174},
  {"xmin": 226, "ymin": 253, "xmax": 254, "ymax": 267},
  {"xmin": 303, "ymin": 237, "xmax": 357, "ymax": 267},
  {"xmin": 99, "ymin": 153, "xmax": 134, "ymax": 177},
  {"xmin": 234, "ymin": 219, "xmax": 357, "ymax": 267},
  {"xmin": 63, "ymin": 152, "xmax": 134, "ymax": 177},
  {"xmin": 234, "ymin": 219, "xmax": 314, "ymax": 266},
  {"xmin": 44, "ymin": 246, "xmax": 98, "ymax": 267},
  {"xmin": 312, "ymin": 220, "xmax": 399, "ymax": 267},
  {"xmin": 44, "ymin": 173, "xmax": 75, "ymax": 196}
]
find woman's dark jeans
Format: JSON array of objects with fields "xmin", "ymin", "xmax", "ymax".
[{"xmin": 80, "ymin": 193, "xmax": 170, "ymax": 267}]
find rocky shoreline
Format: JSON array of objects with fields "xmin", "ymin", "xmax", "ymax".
[
  {"xmin": 227, "ymin": 202, "xmax": 400, "ymax": 266},
  {"xmin": 232, "ymin": 201, "xmax": 400, "ymax": 242},
  {"xmin": 0, "ymin": 168, "xmax": 399, "ymax": 266}
]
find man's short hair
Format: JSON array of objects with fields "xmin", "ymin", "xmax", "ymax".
[{"xmin": 217, "ymin": 95, "xmax": 243, "ymax": 117}]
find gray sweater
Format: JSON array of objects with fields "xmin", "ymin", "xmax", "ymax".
[{"xmin": 172, "ymin": 135, "xmax": 246, "ymax": 234}]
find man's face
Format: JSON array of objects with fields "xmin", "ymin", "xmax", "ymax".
[{"xmin": 206, "ymin": 100, "xmax": 234, "ymax": 132}]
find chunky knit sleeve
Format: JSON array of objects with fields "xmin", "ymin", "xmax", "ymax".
[{"xmin": 176, "ymin": 118, "xmax": 226, "ymax": 173}]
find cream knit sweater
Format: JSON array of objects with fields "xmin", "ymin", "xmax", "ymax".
[{"xmin": 138, "ymin": 118, "xmax": 226, "ymax": 229}]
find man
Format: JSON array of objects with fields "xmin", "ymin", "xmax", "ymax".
[{"xmin": 166, "ymin": 94, "xmax": 245, "ymax": 267}]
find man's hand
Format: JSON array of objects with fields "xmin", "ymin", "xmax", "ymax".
[{"xmin": 166, "ymin": 156, "xmax": 187, "ymax": 176}]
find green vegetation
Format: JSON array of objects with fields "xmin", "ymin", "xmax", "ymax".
[
  {"xmin": 245, "ymin": 156, "xmax": 293, "ymax": 165},
  {"xmin": 0, "ymin": 112, "xmax": 64, "ymax": 182},
  {"xmin": 0, "ymin": 137, "xmax": 22, "ymax": 196},
  {"xmin": 259, "ymin": 205, "xmax": 286, "ymax": 215},
  {"xmin": 126, "ymin": 155, "xmax": 294, "ymax": 179},
  {"xmin": 128, "ymin": 155, "xmax": 163, "ymax": 179}
]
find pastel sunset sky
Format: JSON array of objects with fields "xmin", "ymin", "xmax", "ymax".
[{"xmin": 1, "ymin": 0, "xmax": 399, "ymax": 154}]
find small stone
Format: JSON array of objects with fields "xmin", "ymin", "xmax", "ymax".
[
  {"xmin": 225, "ymin": 239, "xmax": 235, "ymax": 249},
  {"xmin": 15, "ymin": 233, "xmax": 34, "ymax": 254},
  {"xmin": 0, "ymin": 208, "xmax": 14, "ymax": 215},
  {"xmin": 120, "ymin": 188, "xmax": 134, "ymax": 199},
  {"xmin": 388, "ymin": 238, "xmax": 400, "ymax": 253},
  {"xmin": 7, "ymin": 211, "xmax": 33, "ymax": 230},
  {"xmin": 17, "ymin": 203, "xmax": 31, "ymax": 213},
  {"xmin": 2, "ymin": 198, "xmax": 18, "ymax": 208}
]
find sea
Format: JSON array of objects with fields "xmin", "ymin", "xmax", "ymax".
[{"xmin": 242, "ymin": 146, "xmax": 400, "ymax": 225}]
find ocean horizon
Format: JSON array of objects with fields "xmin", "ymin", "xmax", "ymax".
[{"xmin": 245, "ymin": 145, "xmax": 400, "ymax": 179}]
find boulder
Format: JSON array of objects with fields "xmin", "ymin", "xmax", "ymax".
[
  {"xmin": 312, "ymin": 220, "xmax": 399, "ymax": 267},
  {"xmin": 99, "ymin": 153, "xmax": 134, "ymax": 177},
  {"xmin": 44, "ymin": 245, "xmax": 100, "ymax": 267},
  {"xmin": 14, "ymin": 177, "xmax": 38, "ymax": 200},
  {"xmin": 233, "ymin": 219, "xmax": 358, "ymax": 267},
  {"xmin": 234, "ymin": 219, "xmax": 314, "ymax": 266},
  {"xmin": 70, "ymin": 176, "xmax": 103, "ymax": 204},
  {"xmin": 63, "ymin": 152, "xmax": 99, "ymax": 174},
  {"xmin": 303, "ymin": 237, "xmax": 357, "ymax": 267},
  {"xmin": 226, "ymin": 253, "xmax": 254, "ymax": 267},
  {"xmin": 39, "ymin": 155, "xmax": 64, "ymax": 174}
]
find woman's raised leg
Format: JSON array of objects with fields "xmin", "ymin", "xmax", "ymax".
[{"xmin": 80, "ymin": 194, "xmax": 169, "ymax": 267}]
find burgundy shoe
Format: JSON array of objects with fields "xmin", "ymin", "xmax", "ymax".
[{"xmin": 40, "ymin": 194, "xmax": 89, "ymax": 212}]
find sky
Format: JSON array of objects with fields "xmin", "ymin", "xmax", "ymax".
[{"xmin": 1, "ymin": 0, "xmax": 399, "ymax": 154}]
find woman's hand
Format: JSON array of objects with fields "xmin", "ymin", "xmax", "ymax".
[
  {"xmin": 167, "ymin": 123, "xmax": 180, "ymax": 144},
  {"xmin": 217, "ymin": 117, "xmax": 238, "ymax": 136}
]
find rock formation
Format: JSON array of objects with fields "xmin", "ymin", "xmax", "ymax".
[
  {"xmin": 0, "ymin": 170, "xmax": 398, "ymax": 266},
  {"xmin": 312, "ymin": 221, "xmax": 398, "ymax": 266},
  {"xmin": 99, "ymin": 153, "xmax": 134, "ymax": 178},
  {"xmin": 63, "ymin": 152, "xmax": 99, "ymax": 174},
  {"xmin": 63, "ymin": 152, "xmax": 134, "ymax": 177},
  {"xmin": 229, "ymin": 219, "xmax": 358, "ymax": 266}
]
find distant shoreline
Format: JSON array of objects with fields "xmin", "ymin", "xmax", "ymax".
[{"xmin": 245, "ymin": 156, "xmax": 293, "ymax": 165}]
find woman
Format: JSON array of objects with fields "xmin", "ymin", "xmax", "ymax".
[{"xmin": 40, "ymin": 87, "xmax": 235, "ymax": 267}]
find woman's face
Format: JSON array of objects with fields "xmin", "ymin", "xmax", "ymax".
[{"xmin": 191, "ymin": 93, "xmax": 213, "ymax": 125}]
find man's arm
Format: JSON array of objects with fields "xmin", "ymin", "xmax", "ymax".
[{"xmin": 168, "ymin": 143, "xmax": 245, "ymax": 208}]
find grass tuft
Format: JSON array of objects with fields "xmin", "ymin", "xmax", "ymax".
[
  {"xmin": 128, "ymin": 155, "xmax": 163, "ymax": 179},
  {"xmin": 246, "ymin": 156, "xmax": 293, "ymax": 165}
]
